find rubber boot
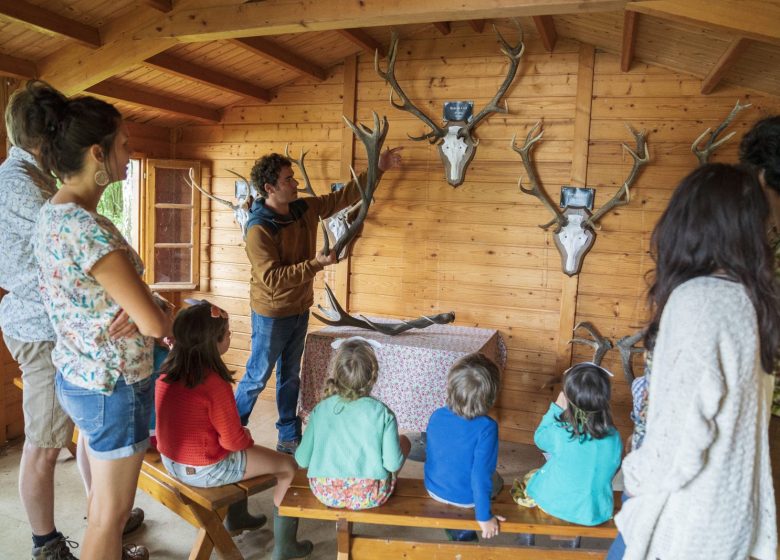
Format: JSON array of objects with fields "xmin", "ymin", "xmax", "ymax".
[
  {"xmin": 224, "ymin": 498, "xmax": 267, "ymax": 535},
  {"xmin": 272, "ymin": 506, "xmax": 313, "ymax": 560}
]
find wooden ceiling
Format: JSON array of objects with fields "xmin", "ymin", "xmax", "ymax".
[{"xmin": 1, "ymin": 0, "xmax": 779, "ymax": 127}]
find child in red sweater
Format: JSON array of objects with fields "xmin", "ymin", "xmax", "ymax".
[{"xmin": 155, "ymin": 300, "xmax": 312, "ymax": 559}]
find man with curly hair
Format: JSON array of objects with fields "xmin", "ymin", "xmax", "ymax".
[{"xmin": 237, "ymin": 148, "xmax": 402, "ymax": 453}]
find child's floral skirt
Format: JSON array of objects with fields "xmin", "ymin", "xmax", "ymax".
[
  {"xmin": 309, "ymin": 475, "xmax": 396, "ymax": 510},
  {"xmin": 510, "ymin": 469, "xmax": 539, "ymax": 508}
]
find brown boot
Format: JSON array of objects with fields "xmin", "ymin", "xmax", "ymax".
[
  {"xmin": 123, "ymin": 508, "xmax": 145, "ymax": 535},
  {"xmin": 122, "ymin": 544, "xmax": 149, "ymax": 560}
]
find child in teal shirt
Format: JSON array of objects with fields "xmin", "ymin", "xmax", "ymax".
[
  {"xmin": 513, "ymin": 362, "xmax": 622, "ymax": 532},
  {"xmin": 295, "ymin": 337, "xmax": 411, "ymax": 510}
]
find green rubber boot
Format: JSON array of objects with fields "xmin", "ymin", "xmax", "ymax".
[
  {"xmin": 272, "ymin": 506, "xmax": 313, "ymax": 560},
  {"xmin": 224, "ymin": 497, "xmax": 267, "ymax": 535}
]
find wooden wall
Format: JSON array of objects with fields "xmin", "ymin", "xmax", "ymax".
[{"xmin": 177, "ymin": 25, "xmax": 780, "ymax": 444}]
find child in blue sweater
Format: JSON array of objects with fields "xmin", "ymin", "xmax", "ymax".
[
  {"xmin": 424, "ymin": 353, "xmax": 505, "ymax": 541},
  {"xmin": 512, "ymin": 362, "xmax": 622, "ymax": 542},
  {"xmin": 295, "ymin": 337, "xmax": 411, "ymax": 510}
]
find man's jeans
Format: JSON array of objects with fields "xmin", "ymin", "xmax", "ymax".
[{"xmin": 235, "ymin": 310, "xmax": 308, "ymax": 442}]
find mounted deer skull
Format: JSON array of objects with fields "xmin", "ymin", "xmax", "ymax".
[
  {"xmin": 691, "ymin": 99, "xmax": 752, "ymax": 165},
  {"xmin": 313, "ymin": 283, "xmax": 455, "ymax": 335},
  {"xmin": 513, "ymin": 121, "xmax": 650, "ymax": 276},
  {"xmin": 376, "ymin": 27, "xmax": 524, "ymax": 187}
]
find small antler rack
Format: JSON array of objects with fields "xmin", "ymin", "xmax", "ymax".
[
  {"xmin": 691, "ymin": 99, "xmax": 752, "ymax": 165},
  {"xmin": 313, "ymin": 283, "xmax": 455, "ymax": 336},
  {"xmin": 569, "ymin": 321, "xmax": 613, "ymax": 366},
  {"xmin": 616, "ymin": 330, "xmax": 645, "ymax": 385}
]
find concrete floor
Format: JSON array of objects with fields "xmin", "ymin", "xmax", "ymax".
[{"xmin": 0, "ymin": 399, "xmax": 617, "ymax": 559}]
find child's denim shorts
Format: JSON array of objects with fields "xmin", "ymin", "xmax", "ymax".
[
  {"xmin": 161, "ymin": 450, "xmax": 247, "ymax": 488},
  {"xmin": 55, "ymin": 372, "xmax": 152, "ymax": 460}
]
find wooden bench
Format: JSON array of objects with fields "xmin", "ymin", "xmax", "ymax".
[
  {"xmin": 280, "ymin": 470, "xmax": 618, "ymax": 559},
  {"xmin": 138, "ymin": 450, "xmax": 277, "ymax": 560}
]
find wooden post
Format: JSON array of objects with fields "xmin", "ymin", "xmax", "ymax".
[
  {"xmin": 334, "ymin": 54, "xmax": 358, "ymax": 309},
  {"xmin": 554, "ymin": 43, "xmax": 595, "ymax": 375}
]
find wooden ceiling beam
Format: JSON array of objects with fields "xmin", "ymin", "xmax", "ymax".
[
  {"xmin": 0, "ymin": 52, "xmax": 37, "ymax": 79},
  {"xmin": 86, "ymin": 81, "xmax": 221, "ymax": 123},
  {"xmin": 620, "ymin": 10, "xmax": 637, "ymax": 71},
  {"xmin": 0, "ymin": 0, "xmax": 100, "ymax": 48},
  {"xmin": 433, "ymin": 22, "xmax": 451, "ymax": 35},
  {"xmin": 141, "ymin": 0, "xmax": 173, "ymax": 11},
  {"xmin": 532, "ymin": 15, "xmax": 557, "ymax": 52},
  {"xmin": 144, "ymin": 52, "xmax": 271, "ymax": 103},
  {"xmin": 337, "ymin": 29, "xmax": 386, "ymax": 57},
  {"xmin": 627, "ymin": 0, "xmax": 780, "ymax": 47},
  {"xmin": 700, "ymin": 37, "xmax": 749, "ymax": 95},
  {"xmin": 468, "ymin": 20, "xmax": 486, "ymax": 33},
  {"xmin": 140, "ymin": 0, "xmax": 628, "ymax": 42},
  {"xmin": 231, "ymin": 37, "xmax": 327, "ymax": 81}
]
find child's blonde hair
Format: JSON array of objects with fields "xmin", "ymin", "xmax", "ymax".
[
  {"xmin": 446, "ymin": 353, "xmax": 500, "ymax": 419},
  {"xmin": 324, "ymin": 339, "xmax": 379, "ymax": 401}
]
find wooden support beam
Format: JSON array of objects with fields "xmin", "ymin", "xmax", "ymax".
[
  {"xmin": 141, "ymin": 0, "xmax": 173, "ymax": 11},
  {"xmin": 433, "ymin": 21, "xmax": 451, "ymax": 35},
  {"xmin": 231, "ymin": 37, "xmax": 327, "ymax": 81},
  {"xmin": 0, "ymin": 52, "xmax": 36, "ymax": 79},
  {"xmin": 86, "ymin": 82, "xmax": 221, "ymax": 123},
  {"xmin": 144, "ymin": 53, "xmax": 271, "ymax": 103},
  {"xmin": 337, "ymin": 29, "xmax": 386, "ymax": 57},
  {"xmin": 532, "ymin": 15, "xmax": 557, "ymax": 52},
  {"xmin": 468, "ymin": 20, "xmax": 486, "ymax": 33},
  {"xmin": 620, "ymin": 10, "xmax": 637, "ymax": 72},
  {"xmin": 700, "ymin": 37, "xmax": 749, "ymax": 95},
  {"xmin": 627, "ymin": 0, "xmax": 780, "ymax": 47},
  {"xmin": 139, "ymin": 0, "xmax": 628, "ymax": 42},
  {"xmin": 0, "ymin": 0, "xmax": 101, "ymax": 48}
]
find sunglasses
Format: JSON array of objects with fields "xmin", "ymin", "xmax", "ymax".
[{"xmin": 184, "ymin": 298, "xmax": 229, "ymax": 320}]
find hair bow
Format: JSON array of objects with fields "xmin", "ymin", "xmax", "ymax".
[{"xmin": 330, "ymin": 336, "xmax": 383, "ymax": 351}]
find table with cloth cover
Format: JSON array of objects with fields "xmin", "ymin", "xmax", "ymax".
[{"xmin": 298, "ymin": 322, "xmax": 507, "ymax": 432}]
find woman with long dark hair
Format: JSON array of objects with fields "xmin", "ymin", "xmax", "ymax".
[
  {"xmin": 614, "ymin": 163, "xmax": 779, "ymax": 560},
  {"xmin": 31, "ymin": 83, "xmax": 171, "ymax": 560}
]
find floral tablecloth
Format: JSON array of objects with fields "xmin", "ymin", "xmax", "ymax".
[{"xmin": 298, "ymin": 322, "xmax": 507, "ymax": 432}]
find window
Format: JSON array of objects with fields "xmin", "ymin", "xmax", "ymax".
[{"xmin": 142, "ymin": 159, "xmax": 202, "ymax": 291}]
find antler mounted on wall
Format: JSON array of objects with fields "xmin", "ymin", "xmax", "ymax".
[
  {"xmin": 376, "ymin": 26, "xmax": 524, "ymax": 187},
  {"xmin": 317, "ymin": 112, "xmax": 389, "ymax": 262},
  {"xmin": 513, "ymin": 121, "xmax": 650, "ymax": 276},
  {"xmin": 285, "ymin": 143, "xmax": 317, "ymax": 196},
  {"xmin": 691, "ymin": 99, "xmax": 752, "ymax": 165},
  {"xmin": 616, "ymin": 330, "xmax": 645, "ymax": 385},
  {"xmin": 569, "ymin": 321, "xmax": 613, "ymax": 366},
  {"xmin": 185, "ymin": 168, "xmax": 255, "ymax": 238},
  {"xmin": 313, "ymin": 283, "xmax": 455, "ymax": 336}
]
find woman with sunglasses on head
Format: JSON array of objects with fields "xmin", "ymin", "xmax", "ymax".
[
  {"xmin": 611, "ymin": 163, "xmax": 780, "ymax": 560},
  {"xmin": 155, "ymin": 301, "xmax": 312, "ymax": 560},
  {"xmin": 30, "ymin": 84, "xmax": 172, "ymax": 560}
]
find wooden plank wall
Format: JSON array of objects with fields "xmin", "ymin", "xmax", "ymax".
[{"xmin": 176, "ymin": 25, "xmax": 780, "ymax": 444}]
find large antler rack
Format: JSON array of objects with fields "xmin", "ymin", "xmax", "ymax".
[
  {"xmin": 512, "ymin": 121, "xmax": 568, "ymax": 232},
  {"xmin": 284, "ymin": 143, "xmax": 317, "ymax": 196},
  {"xmin": 375, "ymin": 32, "xmax": 446, "ymax": 143},
  {"xmin": 581, "ymin": 124, "xmax": 649, "ymax": 230},
  {"xmin": 569, "ymin": 321, "xmax": 613, "ymax": 366},
  {"xmin": 691, "ymin": 99, "xmax": 752, "ymax": 165},
  {"xmin": 462, "ymin": 23, "xmax": 525, "ymax": 139},
  {"xmin": 313, "ymin": 283, "xmax": 455, "ymax": 336},
  {"xmin": 319, "ymin": 112, "xmax": 389, "ymax": 262},
  {"xmin": 616, "ymin": 330, "xmax": 645, "ymax": 385}
]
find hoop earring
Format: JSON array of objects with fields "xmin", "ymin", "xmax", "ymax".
[{"xmin": 94, "ymin": 166, "xmax": 110, "ymax": 187}]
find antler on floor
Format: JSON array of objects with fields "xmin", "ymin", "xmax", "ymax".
[{"xmin": 312, "ymin": 283, "xmax": 455, "ymax": 336}]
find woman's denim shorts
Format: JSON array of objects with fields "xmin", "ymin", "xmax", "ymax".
[
  {"xmin": 55, "ymin": 372, "xmax": 152, "ymax": 460},
  {"xmin": 161, "ymin": 450, "xmax": 247, "ymax": 488}
]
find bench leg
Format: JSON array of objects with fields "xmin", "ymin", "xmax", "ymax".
[
  {"xmin": 336, "ymin": 518, "xmax": 352, "ymax": 560},
  {"xmin": 190, "ymin": 528, "xmax": 214, "ymax": 560},
  {"xmin": 187, "ymin": 501, "xmax": 243, "ymax": 560}
]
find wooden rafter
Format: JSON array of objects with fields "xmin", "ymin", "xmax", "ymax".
[
  {"xmin": 627, "ymin": 0, "xmax": 780, "ymax": 47},
  {"xmin": 468, "ymin": 20, "xmax": 486, "ymax": 33},
  {"xmin": 700, "ymin": 37, "xmax": 749, "ymax": 95},
  {"xmin": 337, "ymin": 29, "xmax": 386, "ymax": 57},
  {"xmin": 620, "ymin": 10, "xmax": 637, "ymax": 71},
  {"xmin": 433, "ymin": 22, "xmax": 451, "ymax": 35},
  {"xmin": 142, "ymin": 0, "xmax": 173, "ymax": 11},
  {"xmin": 86, "ymin": 82, "xmax": 221, "ymax": 123},
  {"xmin": 139, "ymin": 0, "xmax": 628, "ymax": 42},
  {"xmin": 0, "ymin": 52, "xmax": 37, "ymax": 79},
  {"xmin": 0, "ymin": 0, "xmax": 101, "ymax": 48},
  {"xmin": 231, "ymin": 37, "xmax": 327, "ymax": 81},
  {"xmin": 532, "ymin": 15, "xmax": 557, "ymax": 52},
  {"xmin": 144, "ymin": 53, "xmax": 271, "ymax": 103}
]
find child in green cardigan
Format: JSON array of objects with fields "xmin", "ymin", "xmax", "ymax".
[{"xmin": 295, "ymin": 337, "xmax": 411, "ymax": 509}]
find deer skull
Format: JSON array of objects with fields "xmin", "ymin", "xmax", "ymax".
[
  {"xmin": 554, "ymin": 208, "xmax": 596, "ymax": 276},
  {"xmin": 439, "ymin": 124, "xmax": 477, "ymax": 187}
]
